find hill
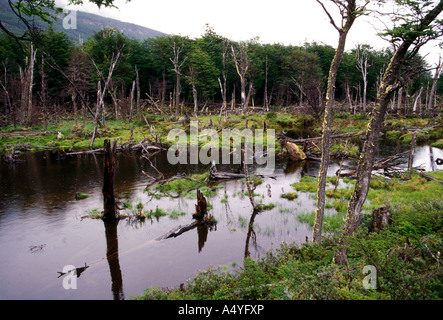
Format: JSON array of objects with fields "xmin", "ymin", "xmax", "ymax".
[{"xmin": 0, "ymin": 0, "xmax": 168, "ymax": 42}]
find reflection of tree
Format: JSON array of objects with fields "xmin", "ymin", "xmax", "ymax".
[
  {"xmin": 284, "ymin": 158, "xmax": 304, "ymax": 175},
  {"xmin": 104, "ymin": 220, "xmax": 124, "ymax": 300},
  {"xmin": 196, "ymin": 220, "xmax": 217, "ymax": 253},
  {"xmin": 244, "ymin": 209, "xmax": 259, "ymax": 258}
]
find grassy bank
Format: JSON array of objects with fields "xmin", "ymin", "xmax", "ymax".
[
  {"xmin": 1, "ymin": 111, "xmax": 441, "ymax": 156},
  {"xmin": 135, "ymin": 170, "xmax": 443, "ymax": 300}
]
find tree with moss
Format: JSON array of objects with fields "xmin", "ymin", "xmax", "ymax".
[
  {"xmin": 313, "ymin": 0, "xmax": 370, "ymax": 244},
  {"xmin": 335, "ymin": 0, "xmax": 443, "ymax": 265}
]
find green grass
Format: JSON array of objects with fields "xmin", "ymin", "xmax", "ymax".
[
  {"xmin": 281, "ymin": 192, "xmax": 299, "ymax": 200},
  {"xmin": 290, "ymin": 176, "xmax": 318, "ymax": 193}
]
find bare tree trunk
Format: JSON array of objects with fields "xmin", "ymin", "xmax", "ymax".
[
  {"xmin": 264, "ymin": 55, "xmax": 269, "ymax": 111},
  {"xmin": 218, "ymin": 41, "xmax": 228, "ymax": 124},
  {"xmin": 135, "ymin": 66, "xmax": 140, "ymax": 120},
  {"xmin": 192, "ymin": 78, "xmax": 198, "ymax": 119},
  {"xmin": 356, "ymin": 45, "xmax": 370, "ymax": 113},
  {"xmin": 397, "ymin": 87, "xmax": 403, "ymax": 115},
  {"xmin": 129, "ymin": 79, "xmax": 135, "ymax": 122},
  {"xmin": 90, "ymin": 50, "xmax": 121, "ymax": 148},
  {"xmin": 427, "ymin": 57, "xmax": 442, "ymax": 111},
  {"xmin": 231, "ymin": 43, "xmax": 249, "ymax": 114},
  {"xmin": 0, "ymin": 62, "xmax": 15, "ymax": 128},
  {"xmin": 413, "ymin": 86, "xmax": 423, "ymax": 114},
  {"xmin": 102, "ymin": 139, "xmax": 119, "ymax": 221},
  {"xmin": 170, "ymin": 41, "xmax": 188, "ymax": 119},
  {"xmin": 25, "ymin": 44, "xmax": 37, "ymax": 127}
]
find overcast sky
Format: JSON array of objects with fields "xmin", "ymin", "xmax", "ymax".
[{"xmin": 55, "ymin": 0, "xmax": 441, "ymax": 64}]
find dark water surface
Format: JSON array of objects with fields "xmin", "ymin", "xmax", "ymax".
[{"xmin": 0, "ymin": 142, "xmax": 441, "ymax": 300}]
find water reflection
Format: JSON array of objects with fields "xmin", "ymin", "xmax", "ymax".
[
  {"xmin": 104, "ymin": 220, "xmax": 124, "ymax": 300},
  {"xmin": 0, "ymin": 142, "xmax": 441, "ymax": 300}
]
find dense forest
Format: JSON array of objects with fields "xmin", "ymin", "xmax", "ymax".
[{"xmin": 0, "ymin": 24, "xmax": 441, "ymax": 128}]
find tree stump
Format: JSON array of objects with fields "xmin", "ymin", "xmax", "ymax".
[
  {"xmin": 193, "ymin": 189, "xmax": 207, "ymax": 220},
  {"xmin": 371, "ymin": 206, "xmax": 391, "ymax": 233},
  {"xmin": 102, "ymin": 139, "xmax": 119, "ymax": 221}
]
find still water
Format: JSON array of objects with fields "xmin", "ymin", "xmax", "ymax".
[{"xmin": 0, "ymin": 142, "xmax": 441, "ymax": 300}]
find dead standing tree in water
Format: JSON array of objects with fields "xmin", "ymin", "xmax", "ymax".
[{"xmin": 102, "ymin": 139, "xmax": 119, "ymax": 221}]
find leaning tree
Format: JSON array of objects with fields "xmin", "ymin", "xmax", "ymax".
[{"xmin": 334, "ymin": 0, "xmax": 443, "ymax": 265}]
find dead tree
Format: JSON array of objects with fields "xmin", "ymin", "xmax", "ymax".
[
  {"xmin": 355, "ymin": 44, "xmax": 371, "ymax": 113},
  {"xmin": 135, "ymin": 65, "xmax": 141, "ymax": 120},
  {"xmin": 102, "ymin": 139, "xmax": 119, "ymax": 221},
  {"xmin": 218, "ymin": 39, "xmax": 229, "ymax": 124},
  {"xmin": 0, "ymin": 62, "xmax": 15, "ymax": 128},
  {"xmin": 170, "ymin": 41, "xmax": 188, "ymax": 119},
  {"xmin": 427, "ymin": 56, "xmax": 442, "ymax": 111},
  {"xmin": 231, "ymin": 42, "xmax": 249, "ymax": 114},
  {"xmin": 90, "ymin": 49, "xmax": 121, "ymax": 148},
  {"xmin": 18, "ymin": 44, "xmax": 37, "ymax": 127}
]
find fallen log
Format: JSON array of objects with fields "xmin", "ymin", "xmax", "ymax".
[
  {"xmin": 337, "ymin": 151, "xmax": 410, "ymax": 177},
  {"xmin": 418, "ymin": 172, "xmax": 443, "ymax": 184},
  {"xmin": 278, "ymin": 130, "xmax": 366, "ymax": 144},
  {"xmin": 0, "ymin": 131, "xmax": 57, "ymax": 137},
  {"xmin": 209, "ymin": 162, "xmax": 246, "ymax": 180}
]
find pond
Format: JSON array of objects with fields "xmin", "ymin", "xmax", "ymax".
[{"xmin": 0, "ymin": 141, "xmax": 442, "ymax": 300}]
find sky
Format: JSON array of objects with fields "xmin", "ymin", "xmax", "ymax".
[{"xmin": 55, "ymin": 0, "xmax": 442, "ymax": 65}]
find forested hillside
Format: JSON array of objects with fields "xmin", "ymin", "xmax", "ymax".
[{"xmin": 0, "ymin": 0, "xmax": 166, "ymax": 41}]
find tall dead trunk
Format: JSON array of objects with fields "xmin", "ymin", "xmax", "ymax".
[
  {"xmin": 90, "ymin": 50, "xmax": 121, "ymax": 148},
  {"xmin": 23, "ymin": 44, "xmax": 37, "ymax": 127},
  {"xmin": 170, "ymin": 41, "xmax": 188, "ymax": 119},
  {"xmin": 135, "ymin": 66, "xmax": 140, "ymax": 120},
  {"xmin": 218, "ymin": 40, "xmax": 228, "ymax": 124},
  {"xmin": 231, "ymin": 43, "xmax": 249, "ymax": 114},
  {"xmin": 427, "ymin": 57, "xmax": 442, "ymax": 111},
  {"xmin": 413, "ymin": 86, "xmax": 423, "ymax": 114},
  {"xmin": 397, "ymin": 87, "xmax": 403, "ymax": 115},
  {"xmin": 129, "ymin": 79, "xmax": 135, "ymax": 122},
  {"xmin": 102, "ymin": 139, "xmax": 119, "ymax": 222},
  {"xmin": 264, "ymin": 55, "xmax": 269, "ymax": 111}
]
